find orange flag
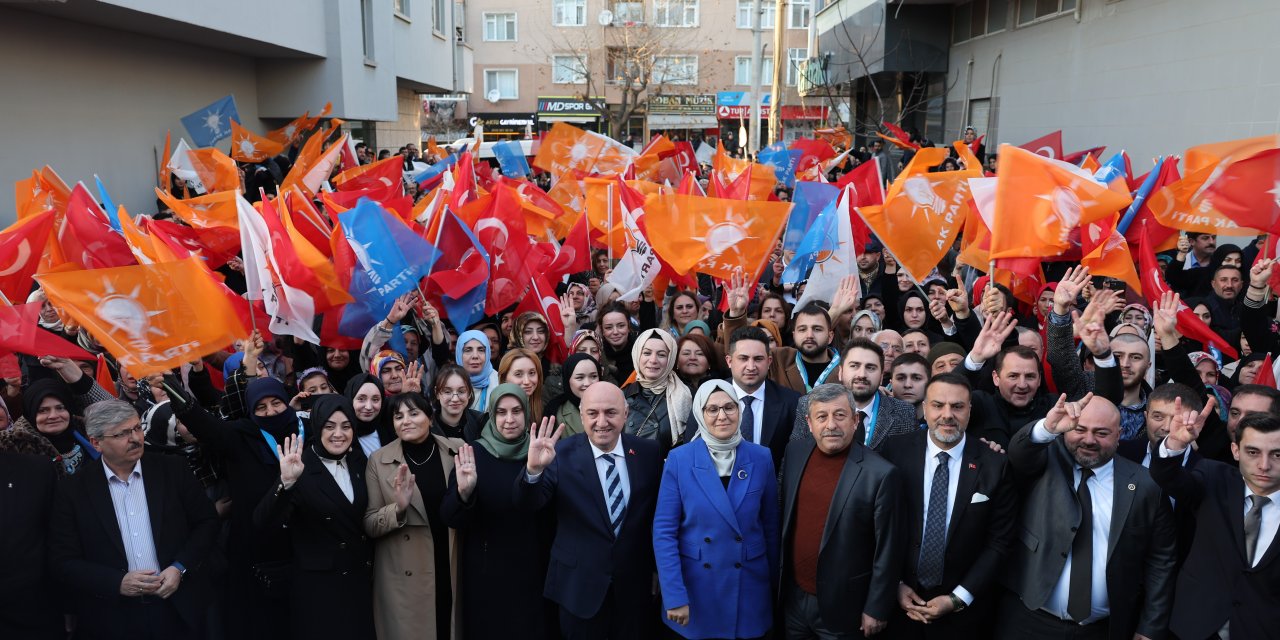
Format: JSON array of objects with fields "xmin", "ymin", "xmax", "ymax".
[
  {"xmin": 1184, "ymin": 135, "xmax": 1280, "ymax": 172},
  {"xmin": 643, "ymin": 193, "xmax": 792, "ymax": 282},
  {"xmin": 283, "ymin": 131, "xmax": 347, "ymax": 197},
  {"xmin": 275, "ymin": 197, "xmax": 350, "ymax": 309},
  {"xmin": 533, "ymin": 122, "xmax": 636, "ymax": 177},
  {"xmin": 16, "ymin": 166, "xmax": 71, "ymax": 220},
  {"xmin": 156, "ymin": 189, "xmax": 240, "ymax": 229},
  {"xmin": 187, "ymin": 147, "xmax": 240, "ymax": 193},
  {"xmin": 230, "ymin": 120, "xmax": 285, "ymax": 163},
  {"xmin": 118, "ymin": 208, "xmax": 161, "ymax": 265},
  {"xmin": 989, "ymin": 144, "xmax": 1131, "ymax": 260},
  {"xmin": 1080, "ymin": 212, "xmax": 1142, "ymax": 294},
  {"xmin": 35, "ymin": 259, "xmax": 246, "ymax": 377},
  {"xmin": 857, "ymin": 146, "xmax": 975, "ymax": 281},
  {"xmin": 711, "ymin": 143, "xmax": 777, "ymax": 201},
  {"xmin": 1147, "ymin": 136, "xmax": 1279, "ymax": 236}
]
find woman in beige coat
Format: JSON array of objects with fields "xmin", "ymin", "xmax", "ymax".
[{"xmin": 365, "ymin": 392, "xmax": 465, "ymax": 640}]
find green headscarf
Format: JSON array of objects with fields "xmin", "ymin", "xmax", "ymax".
[{"xmin": 476, "ymin": 383, "xmax": 531, "ymax": 461}]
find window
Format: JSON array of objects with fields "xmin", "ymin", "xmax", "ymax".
[
  {"xmin": 614, "ymin": 2, "xmax": 644, "ymax": 23},
  {"xmin": 786, "ymin": 48, "xmax": 806, "ymax": 86},
  {"xmin": 788, "ymin": 0, "xmax": 810, "ymax": 29},
  {"xmin": 554, "ymin": 0, "xmax": 586, "ymax": 26},
  {"xmin": 735, "ymin": 0, "xmax": 775, "ymax": 29},
  {"xmin": 953, "ymin": 0, "xmax": 1008, "ymax": 42},
  {"xmin": 483, "ymin": 12, "xmax": 517, "ymax": 41},
  {"xmin": 607, "ymin": 48, "xmax": 642, "ymax": 84},
  {"xmin": 653, "ymin": 0, "xmax": 698, "ymax": 27},
  {"xmin": 1017, "ymin": 0, "xmax": 1075, "ymax": 26},
  {"xmin": 552, "ymin": 55, "xmax": 588, "ymax": 84},
  {"xmin": 394, "ymin": 0, "xmax": 409, "ymax": 17},
  {"xmin": 652, "ymin": 55, "xmax": 697, "ymax": 85},
  {"xmin": 484, "ymin": 69, "xmax": 518, "ymax": 99},
  {"xmin": 360, "ymin": 0, "xmax": 375, "ymax": 60},
  {"xmin": 433, "ymin": 0, "xmax": 446, "ymax": 32},
  {"xmin": 733, "ymin": 56, "xmax": 774, "ymax": 86}
]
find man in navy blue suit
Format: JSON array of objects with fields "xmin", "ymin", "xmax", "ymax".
[{"xmin": 516, "ymin": 381, "xmax": 663, "ymax": 640}]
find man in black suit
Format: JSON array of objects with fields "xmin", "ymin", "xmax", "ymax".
[
  {"xmin": 781, "ymin": 382, "xmax": 902, "ymax": 638},
  {"xmin": 793, "ymin": 338, "xmax": 920, "ymax": 451},
  {"xmin": 880, "ymin": 373, "xmax": 1016, "ymax": 637},
  {"xmin": 685, "ymin": 326, "xmax": 800, "ymax": 468},
  {"xmin": 0, "ymin": 451, "xmax": 61, "ymax": 639},
  {"xmin": 997, "ymin": 393, "xmax": 1175, "ymax": 640},
  {"xmin": 516, "ymin": 381, "xmax": 663, "ymax": 640},
  {"xmin": 49, "ymin": 399, "xmax": 218, "ymax": 640},
  {"xmin": 1151, "ymin": 403, "xmax": 1280, "ymax": 639}
]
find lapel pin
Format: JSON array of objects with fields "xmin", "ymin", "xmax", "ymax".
[
  {"xmin": 628, "ymin": 449, "xmax": 636, "ymax": 455},
  {"xmin": 968, "ymin": 463, "xmax": 977, "ymax": 470},
  {"xmin": 737, "ymin": 470, "xmax": 748, "ymax": 480},
  {"xmin": 1128, "ymin": 483, "xmax": 1136, "ymax": 491}
]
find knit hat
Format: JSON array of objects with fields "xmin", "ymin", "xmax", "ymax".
[{"xmin": 926, "ymin": 342, "xmax": 966, "ymax": 370}]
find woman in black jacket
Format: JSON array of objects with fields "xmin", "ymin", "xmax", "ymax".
[
  {"xmin": 431, "ymin": 363, "xmax": 486, "ymax": 441},
  {"xmin": 255, "ymin": 396, "xmax": 375, "ymax": 640}
]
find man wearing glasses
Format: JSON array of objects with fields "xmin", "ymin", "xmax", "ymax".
[{"xmin": 49, "ymin": 399, "xmax": 218, "ymax": 639}]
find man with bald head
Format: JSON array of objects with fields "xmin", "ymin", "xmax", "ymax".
[
  {"xmin": 997, "ymin": 394, "xmax": 1175, "ymax": 640},
  {"xmin": 516, "ymin": 382, "xmax": 664, "ymax": 639}
]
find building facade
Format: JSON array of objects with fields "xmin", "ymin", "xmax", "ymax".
[
  {"xmin": 0, "ymin": 0, "xmax": 467, "ymax": 222},
  {"xmin": 461, "ymin": 0, "xmax": 839, "ymax": 150}
]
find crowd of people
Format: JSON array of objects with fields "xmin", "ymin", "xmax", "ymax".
[{"xmin": 2, "ymin": 127, "xmax": 1280, "ymax": 640}]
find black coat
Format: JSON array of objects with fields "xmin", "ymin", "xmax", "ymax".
[
  {"xmin": 49, "ymin": 455, "xmax": 218, "ymax": 638},
  {"xmin": 442, "ymin": 446, "xmax": 549, "ymax": 639},
  {"xmin": 1151, "ymin": 453, "xmax": 1280, "ymax": 639},
  {"xmin": 254, "ymin": 447, "xmax": 374, "ymax": 640},
  {"xmin": 681, "ymin": 379, "xmax": 800, "ymax": 470},
  {"xmin": 0, "ymin": 452, "xmax": 61, "ymax": 639},
  {"xmin": 1116, "ymin": 439, "xmax": 1203, "ymax": 566}
]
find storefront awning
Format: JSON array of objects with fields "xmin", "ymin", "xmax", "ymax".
[
  {"xmin": 538, "ymin": 115, "xmax": 598, "ymax": 123},
  {"xmin": 647, "ymin": 114, "xmax": 718, "ymax": 127}
]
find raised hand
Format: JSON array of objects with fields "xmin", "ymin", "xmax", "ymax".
[
  {"xmin": 1075, "ymin": 316, "xmax": 1111, "ymax": 357},
  {"xmin": 277, "ymin": 434, "xmax": 305, "ymax": 489},
  {"xmin": 393, "ymin": 463, "xmax": 416, "ymax": 516},
  {"xmin": 422, "ymin": 300, "xmax": 442, "ymax": 325},
  {"xmin": 946, "ymin": 288, "xmax": 972, "ymax": 319},
  {"xmin": 1044, "ymin": 392, "xmax": 1094, "ymax": 435},
  {"xmin": 526, "ymin": 416, "xmax": 565, "ymax": 476},
  {"xmin": 882, "ymin": 251, "xmax": 898, "ymax": 274},
  {"xmin": 929, "ymin": 297, "xmax": 954, "ymax": 329},
  {"xmin": 1249, "ymin": 257, "xmax": 1275, "ymax": 295},
  {"xmin": 1054, "ymin": 265, "xmax": 1091, "ymax": 315},
  {"xmin": 402, "ymin": 361, "xmax": 424, "ymax": 394},
  {"xmin": 243, "ymin": 330, "xmax": 265, "ymax": 359},
  {"xmin": 1153, "ymin": 291, "xmax": 1181, "ymax": 345},
  {"xmin": 1165, "ymin": 395, "xmax": 1217, "ymax": 451},
  {"xmin": 726, "ymin": 269, "xmax": 752, "ymax": 318},
  {"xmin": 1176, "ymin": 232, "xmax": 1191, "ymax": 257},
  {"xmin": 38, "ymin": 356, "xmax": 85, "ymax": 383},
  {"xmin": 455, "ymin": 443, "xmax": 478, "ymax": 502},
  {"xmin": 386, "ymin": 292, "xmax": 417, "ymax": 325},
  {"xmin": 289, "ymin": 391, "xmax": 311, "ymax": 410},
  {"xmin": 559, "ymin": 293, "xmax": 578, "ymax": 336},
  {"xmin": 828, "ymin": 275, "xmax": 861, "ymax": 319},
  {"xmin": 971, "ymin": 311, "xmax": 1016, "ymax": 364},
  {"xmin": 980, "ymin": 283, "xmax": 1006, "ymax": 318}
]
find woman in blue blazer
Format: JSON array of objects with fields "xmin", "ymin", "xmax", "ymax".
[{"xmin": 653, "ymin": 379, "xmax": 780, "ymax": 639}]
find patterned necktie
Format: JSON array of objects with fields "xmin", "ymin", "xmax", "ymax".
[
  {"xmin": 917, "ymin": 451, "xmax": 950, "ymax": 588},
  {"xmin": 604, "ymin": 454, "xmax": 626, "ymax": 537},
  {"xmin": 1068, "ymin": 467, "xmax": 1095, "ymax": 622},
  {"xmin": 740, "ymin": 396, "xmax": 756, "ymax": 444},
  {"xmin": 1246, "ymin": 495, "xmax": 1269, "ymax": 566}
]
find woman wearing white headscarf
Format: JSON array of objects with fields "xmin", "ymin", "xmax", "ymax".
[
  {"xmin": 622, "ymin": 329, "xmax": 692, "ymax": 457},
  {"xmin": 652, "ymin": 379, "xmax": 779, "ymax": 639}
]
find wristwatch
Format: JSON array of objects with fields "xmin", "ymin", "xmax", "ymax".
[{"xmin": 948, "ymin": 593, "xmax": 966, "ymax": 612}]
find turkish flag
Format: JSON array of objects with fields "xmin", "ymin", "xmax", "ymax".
[
  {"xmin": 61, "ymin": 183, "xmax": 136, "ymax": 270},
  {"xmin": 1138, "ymin": 223, "xmax": 1238, "ymax": 359},
  {"xmin": 1201, "ymin": 147, "xmax": 1280, "ymax": 233},
  {"xmin": 0, "ymin": 303, "xmax": 93, "ymax": 359},
  {"xmin": 0, "ymin": 209, "xmax": 55, "ymax": 303},
  {"xmin": 515, "ymin": 273, "xmax": 568, "ymax": 364},
  {"xmin": 1018, "ymin": 130, "xmax": 1064, "ymax": 160}
]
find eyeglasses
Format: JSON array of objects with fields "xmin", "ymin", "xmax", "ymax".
[
  {"xmin": 702, "ymin": 404, "xmax": 739, "ymax": 417},
  {"xmin": 99, "ymin": 426, "xmax": 143, "ymax": 441},
  {"xmin": 439, "ymin": 390, "xmax": 469, "ymax": 399}
]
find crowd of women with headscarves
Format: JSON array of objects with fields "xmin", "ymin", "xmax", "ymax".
[{"xmin": 3, "ymin": 222, "xmax": 1279, "ymax": 640}]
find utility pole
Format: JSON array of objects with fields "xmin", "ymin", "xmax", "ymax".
[
  {"xmin": 767, "ymin": 0, "xmax": 787, "ymax": 146},
  {"xmin": 748, "ymin": 0, "xmax": 763, "ymax": 156}
]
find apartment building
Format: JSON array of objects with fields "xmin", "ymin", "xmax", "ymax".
[
  {"xmin": 0, "ymin": 0, "xmax": 468, "ymax": 221},
  {"xmin": 461, "ymin": 0, "xmax": 838, "ymax": 150}
]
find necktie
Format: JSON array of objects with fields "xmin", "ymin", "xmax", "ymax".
[
  {"xmin": 604, "ymin": 454, "xmax": 626, "ymax": 537},
  {"xmin": 917, "ymin": 451, "xmax": 950, "ymax": 588},
  {"xmin": 1068, "ymin": 467, "xmax": 1095, "ymax": 622},
  {"xmin": 740, "ymin": 396, "xmax": 756, "ymax": 444},
  {"xmin": 1245, "ymin": 495, "xmax": 1269, "ymax": 566},
  {"xmin": 854, "ymin": 410, "xmax": 867, "ymax": 446}
]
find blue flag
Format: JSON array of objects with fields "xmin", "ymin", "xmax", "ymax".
[
  {"xmin": 339, "ymin": 198, "xmax": 438, "ymax": 318},
  {"xmin": 782, "ymin": 181, "xmax": 839, "ymax": 252},
  {"xmin": 93, "ymin": 175, "xmax": 123, "ymax": 233},
  {"xmin": 782, "ymin": 195, "xmax": 840, "ymax": 286},
  {"xmin": 180, "ymin": 95, "xmax": 240, "ymax": 147},
  {"xmin": 414, "ymin": 154, "xmax": 458, "ymax": 187},
  {"xmin": 1117, "ymin": 156, "xmax": 1166, "ymax": 236},
  {"xmin": 758, "ymin": 143, "xmax": 803, "ymax": 188},
  {"xmin": 493, "ymin": 141, "xmax": 531, "ymax": 179}
]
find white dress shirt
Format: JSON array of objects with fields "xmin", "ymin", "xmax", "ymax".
[
  {"xmin": 1160, "ymin": 439, "xmax": 1279, "ymax": 566},
  {"xmin": 731, "ymin": 381, "xmax": 766, "ymax": 446},
  {"xmin": 590, "ymin": 438, "xmax": 631, "ymax": 508},
  {"xmin": 104, "ymin": 460, "xmax": 161, "ymax": 572},
  {"xmin": 1031, "ymin": 420, "xmax": 1114, "ymax": 623},
  {"xmin": 320, "ymin": 456, "xmax": 356, "ymax": 502},
  {"xmin": 358, "ymin": 432, "xmax": 383, "ymax": 457},
  {"xmin": 922, "ymin": 435, "xmax": 974, "ymax": 604}
]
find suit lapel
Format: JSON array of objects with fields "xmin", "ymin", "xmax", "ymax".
[
  {"xmin": 947, "ymin": 442, "xmax": 982, "ymax": 541},
  {"xmin": 576, "ymin": 439, "xmax": 614, "ymax": 532},
  {"xmin": 1107, "ymin": 463, "xmax": 1137, "ymax": 562},
  {"xmin": 1224, "ymin": 474, "xmax": 1250, "ymax": 567},
  {"xmin": 692, "ymin": 443, "xmax": 742, "ymax": 534},
  {"xmin": 820, "ymin": 445, "xmax": 864, "ymax": 552},
  {"xmin": 782, "ymin": 440, "xmax": 815, "ymax": 536},
  {"xmin": 88, "ymin": 463, "xmax": 127, "ymax": 561}
]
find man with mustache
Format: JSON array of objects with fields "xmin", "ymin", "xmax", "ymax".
[
  {"xmin": 49, "ymin": 399, "xmax": 218, "ymax": 639},
  {"xmin": 880, "ymin": 373, "xmax": 1017, "ymax": 636},
  {"xmin": 780, "ymin": 383, "xmax": 902, "ymax": 638},
  {"xmin": 996, "ymin": 393, "xmax": 1175, "ymax": 640}
]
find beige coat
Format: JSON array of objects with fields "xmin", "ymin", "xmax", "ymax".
[{"xmin": 364, "ymin": 434, "xmax": 465, "ymax": 640}]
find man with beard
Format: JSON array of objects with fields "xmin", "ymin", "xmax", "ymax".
[
  {"xmin": 880, "ymin": 373, "xmax": 1016, "ymax": 637},
  {"xmin": 722, "ymin": 275, "xmax": 860, "ymax": 395},
  {"xmin": 962, "ymin": 311, "xmax": 1111, "ymax": 447},
  {"xmin": 793, "ymin": 338, "xmax": 918, "ymax": 451},
  {"xmin": 997, "ymin": 394, "xmax": 1175, "ymax": 639}
]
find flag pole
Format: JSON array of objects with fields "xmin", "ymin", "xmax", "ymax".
[
  {"xmin": 248, "ymin": 300, "xmax": 258, "ymax": 334},
  {"xmin": 606, "ymin": 182, "xmax": 615, "ymax": 264}
]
